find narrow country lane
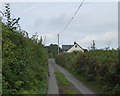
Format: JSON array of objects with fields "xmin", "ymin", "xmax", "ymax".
[
  {"xmin": 47, "ymin": 58, "xmax": 96, "ymax": 95},
  {"xmin": 47, "ymin": 58, "xmax": 59, "ymax": 94},
  {"xmin": 54, "ymin": 58, "xmax": 96, "ymax": 95},
  {"xmin": 55, "ymin": 64, "xmax": 96, "ymax": 95}
]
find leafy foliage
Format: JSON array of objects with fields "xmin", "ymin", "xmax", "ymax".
[
  {"xmin": 46, "ymin": 44, "xmax": 62, "ymax": 58},
  {"xmin": 4, "ymin": 3, "xmax": 20, "ymax": 30},
  {"xmin": 55, "ymin": 50, "xmax": 120, "ymax": 94},
  {"xmin": 2, "ymin": 23, "xmax": 48, "ymax": 94}
]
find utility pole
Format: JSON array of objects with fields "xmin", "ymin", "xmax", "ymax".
[
  {"xmin": 58, "ymin": 34, "xmax": 59, "ymax": 55},
  {"xmin": 91, "ymin": 40, "xmax": 95, "ymax": 50},
  {"xmin": 93, "ymin": 40, "xmax": 95, "ymax": 50}
]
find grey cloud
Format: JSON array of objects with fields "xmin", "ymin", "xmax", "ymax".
[
  {"xmin": 9, "ymin": 2, "xmax": 118, "ymax": 49},
  {"xmin": 33, "ymin": 14, "xmax": 67, "ymax": 33}
]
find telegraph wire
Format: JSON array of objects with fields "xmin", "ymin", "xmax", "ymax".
[
  {"xmin": 57, "ymin": 0, "xmax": 85, "ymax": 53},
  {"xmin": 59, "ymin": 0, "xmax": 85, "ymax": 35}
]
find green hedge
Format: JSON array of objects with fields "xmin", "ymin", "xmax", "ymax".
[
  {"xmin": 55, "ymin": 50, "xmax": 120, "ymax": 94},
  {"xmin": 2, "ymin": 25, "xmax": 48, "ymax": 94}
]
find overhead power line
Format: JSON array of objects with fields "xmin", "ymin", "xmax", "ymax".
[
  {"xmin": 60, "ymin": 0, "xmax": 84, "ymax": 34},
  {"xmin": 57, "ymin": 0, "xmax": 84, "ymax": 50}
]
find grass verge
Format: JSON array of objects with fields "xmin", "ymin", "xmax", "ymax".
[
  {"xmin": 68, "ymin": 69, "xmax": 104, "ymax": 94},
  {"xmin": 55, "ymin": 68, "xmax": 81, "ymax": 95}
]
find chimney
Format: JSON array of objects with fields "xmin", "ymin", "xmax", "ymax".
[{"xmin": 74, "ymin": 42, "xmax": 76, "ymax": 45}]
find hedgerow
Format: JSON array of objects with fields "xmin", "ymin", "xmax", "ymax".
[
  {"xmin": 55, "ymin": 50, "xmax": 120, "ymax": 94},
  {"xmin": 2, "ymin": 24, "xmax": 48, "ymax": 94}
]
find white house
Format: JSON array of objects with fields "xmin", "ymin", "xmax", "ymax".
[{"xmin": 62, "ymin": 42, "xmax": 86, "ymax": 53}]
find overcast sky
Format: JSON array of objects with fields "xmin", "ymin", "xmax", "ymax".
[{"xmin": 1, "ymin": 1, "xmax": 118, "ymax": 49}]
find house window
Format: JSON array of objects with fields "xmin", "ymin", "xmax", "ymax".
[{"xmin": 75, "ymin": 45, "xmax": 77, "ymax": 48}]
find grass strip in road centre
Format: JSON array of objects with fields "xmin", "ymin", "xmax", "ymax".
[{"xmin": 55, "ymin": 68, "xmax": 82, "ymax": 95}]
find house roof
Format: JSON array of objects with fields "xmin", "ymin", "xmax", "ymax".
[
  {"xmin": 62, "ymin": 42, "xmax": 88, "ymax": 52},
  {"xmin": 62, "ymin": 45, "xmax": 73, "ymax": 52},
  {"xmin": 75, "ymin": 43, "xmax": 88, "ymax": 51},
  {"xmin": 75, "ymin": 43, "xmax": 84, "ymax": 50}
]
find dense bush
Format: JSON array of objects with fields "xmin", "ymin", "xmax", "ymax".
[
  {"xmin": 2, "ymin": 24, "xmax": 48, "ymax": 94},
  {"xmin": 55, "ymin": 50, "xmax": 120, "ymax": 94},
  {"xmin": 46, "ymin": 44, "xmax": 62, "ymax": 58}
]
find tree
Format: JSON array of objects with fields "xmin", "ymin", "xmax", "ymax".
[
  {"xmin": 46, "ymin": 44, "xmax": 62, "ymax": 58},
  {"xmin": 91, "ymin": 40, "xmax": 96, "ymax": 50},
  {"xmin": 39, "ymin": 36, "xmax": 43, "ymax": 44},
  {"xmin": 4, "ymin": 3, "xmax": 21, "ymax": 30},
  {"xmin": 31, "ymin": 32, "xmax": 38, "ymax": 42},
  {"xmin": 4, "ymin": 3, "xmax": 11, "ymax": 26}
]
